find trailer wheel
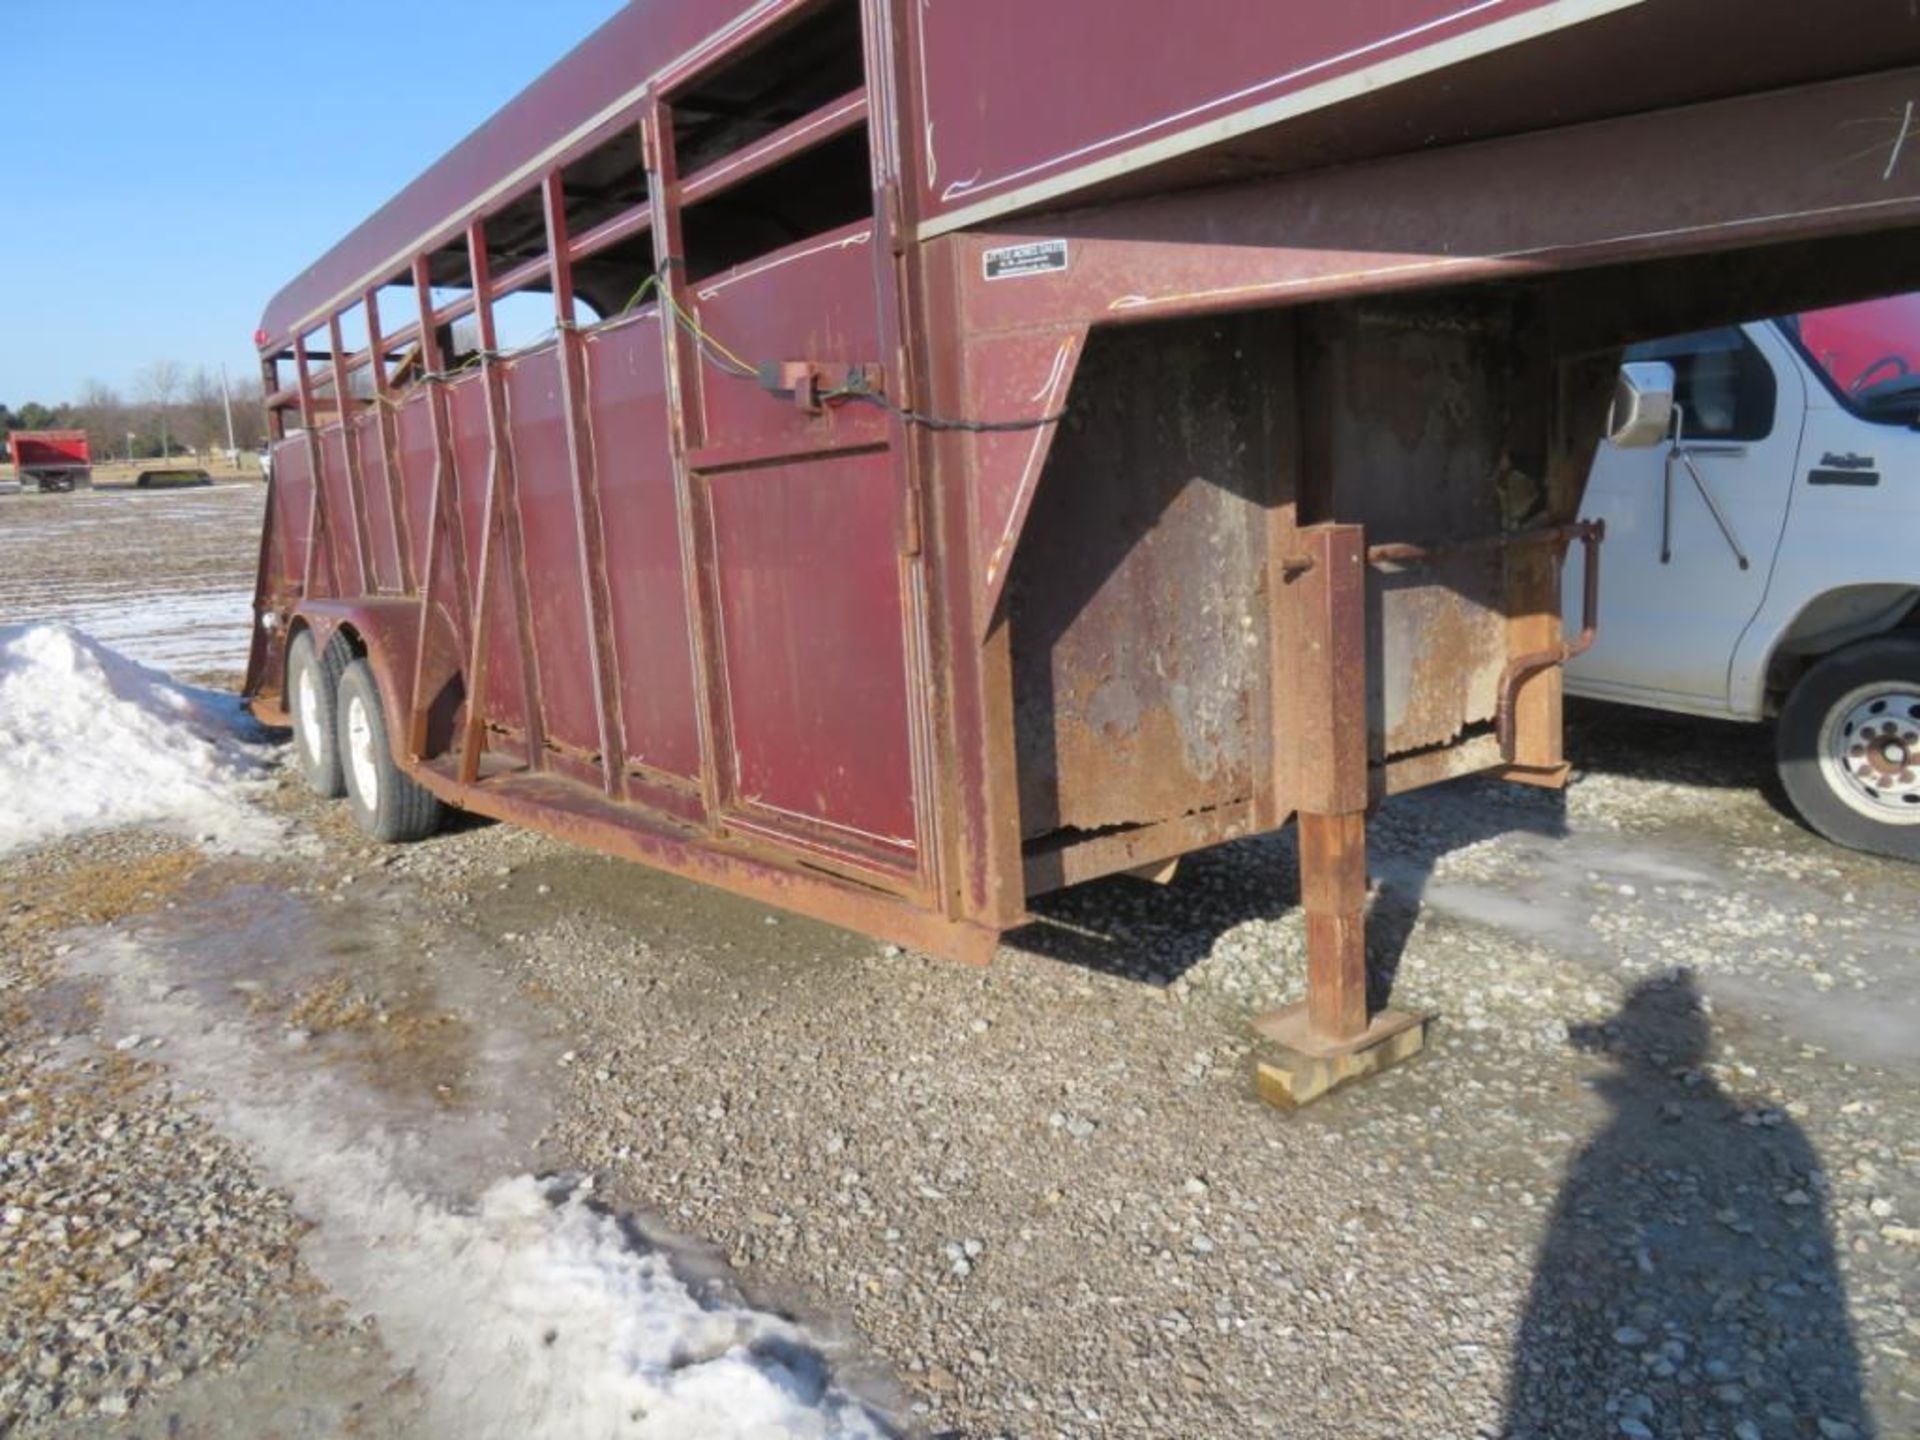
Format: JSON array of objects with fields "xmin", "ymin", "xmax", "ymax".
[
  {"xmin": 286, "ymin": 631, "xmax": 346, "ymax": 798},
  {"xmin": 336, "ymin": 659, "xmax": 442, "ymax": 843},
  {"xmin": 1776, "ymin": 636, "xmax": 1920, "ymax": 862}
]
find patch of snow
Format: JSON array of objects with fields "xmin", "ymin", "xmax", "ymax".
[
  {"xmin": 366, "ymin": 1173, "xmax": 889, "ymax": 1440},
  {"xmin": 49, "ymin": 587, "xmax": 255, "ymax": 674},
  {"xmin": 68, "ymin": 925, "xmax": 893, "ymax": 1440},
  {"xmin": 0, "ymin": 624, "xmax": 279, "ymax": 856}
]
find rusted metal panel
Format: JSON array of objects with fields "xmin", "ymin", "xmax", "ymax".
[
  {"xmin": 1372, "ymin": 562, "xmax": 1506, "ymax": 757},
  {"xmin": 1008, "ymin": 317, "xmax": 1273, "ymax": 839},
  {"xmin": 914, "ymin": 236, "xmax": 1032, "ymax": 929},
  {"xmin": 402, "ymin": 254, "xmax": 477, "ymax": 766},
  {"xmin": 582, "ymin": 316, "xmax": 708, "ymax": 791},
  {"xmin": 266, "ymin": 440, "xmax": 314, "ymax": 596},
  {"xmin": 393, "ymin": 391, "xmax": 440, "ymax": 585},
  {"xmin": 317, "ymin": 427, "xmax": 366, "ymax": 598},
  {"xmin": 701, "ymin": 448, "xmax": 920, "ymax": 863},
  {"xmin": 958, "ymin": 327, "xmax": 1085, "ymax": 630},
  {"xmin": 647, "ymin": 96, "xmax": 731, "ymax": 831},
  {"xmin": 544, "ymin": 171, "xmax": 629, "ymax": 800},
  {"xmin": 410, "ymin": 764, "xmax": 997, "ymax": 968},
  {"xmin": 501, "ymin": 348, "xmax": 603, "ymax": 758},
  {"xmin": 1277, "ymin": 526, "xmax": 1371, "ymax": 819},
  {"xmin": 1303, "ymin": 300, "xmax": 1516, "ymax": 761},
  {"xmin": 1022, "ymin": 802, "xmax": 1258, "ymax": 896},
  {"xmin": 350, "ymin": 412, "xmax": 404, "ymax": 594},
  {"xmin": 362, "ymin": 290, "xmax": 418, "ymax": 597},
  {"xmin": 445, "ymin": 374, "xmax": 529, "ymax": 737}
]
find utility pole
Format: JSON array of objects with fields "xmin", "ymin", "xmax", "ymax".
[{"xmin": 220, "ymin": 362, "xmax": 238, "ymax": 465}]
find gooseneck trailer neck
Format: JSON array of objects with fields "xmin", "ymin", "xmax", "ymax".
[{"xmin": 246, "ymin": 0, "xmax": 1920, "ymax": 1105}]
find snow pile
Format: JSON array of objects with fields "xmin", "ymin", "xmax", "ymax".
[
  {"xmin": 360, "ymin": 1174, "xmax": 890, "ymax": 1440},
  {"xmin": 52, "ymin": 587, "xmax": 257, "ymax": 675},
  {"xmin": 0, "ymin": 623, "xmax": 278, "ymax": 856},
  {"xmin": 70, "ymin": 923, "xmax": 895, "ymax": 1440}
]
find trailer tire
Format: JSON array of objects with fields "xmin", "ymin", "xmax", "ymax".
[
  {"xmin": 336, "ymin": 659, "xmax": 442, "ymax": 843},
  {"xmin": 1776, "ymin": 636, "xmax": 1920, "ymax": 863},
  {"xmin": 287, "ymin": 631, "xmax": 347, "ymax": 799}
]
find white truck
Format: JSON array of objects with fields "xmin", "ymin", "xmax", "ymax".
[{"xmin": 1567, "ymin": 294, "xmax": 1920, "ymax": 862}]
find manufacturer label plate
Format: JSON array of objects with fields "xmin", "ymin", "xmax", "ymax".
[{"xmin": 983, "ymin": 239, "xmax": 1069, "ymax": 281}]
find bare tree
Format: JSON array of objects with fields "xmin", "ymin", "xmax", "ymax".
[
  {"xmin": 227, "ymin": 373, "xmax": 267, "ymax": 452},
  {"xmin": 72, "ymin": 379, "xmax": 125, "ymax": 460},
  {"xmin": 181, "ymin": 367, "xmax": 227, "ymax": 456},
  {"xmin": 137, "ymin": 360, "xmax": 185, "ymax": 459}
]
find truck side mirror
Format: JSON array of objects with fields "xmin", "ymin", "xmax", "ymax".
[{"xmin": 1607, "ymin": 360, "xmax": 1677, "ymax": 448}]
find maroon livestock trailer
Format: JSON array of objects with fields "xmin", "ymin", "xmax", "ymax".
[
  {"xmin": 8, "ymin": 430, "xmax": 92, "ymax": 493},
  {"xmin": 246, "ymin": 0, "xmax": 1920, "ymax": 1104}
]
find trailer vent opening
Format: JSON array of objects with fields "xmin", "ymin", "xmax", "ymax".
[
  {"xmin": 681, "ymin": 125, "xmax": 872, "ymax": 282},
  {"xmin": 669, "ymin": 0, "xmax": 864, "ymax": 177}
]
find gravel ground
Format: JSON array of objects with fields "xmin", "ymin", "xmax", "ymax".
[{"xmin": 1, "ymin": 480, "xmax": 1915, "ymax": 1439}]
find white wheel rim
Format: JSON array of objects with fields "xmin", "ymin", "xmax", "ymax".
[
  {"xmin": 296, "ymin": 664, "xmax": 324, "ymax": 764},
  {"xmin": 1818, "ymin": 682, "xmax": 1920, "ymax": 826},
  {"xmin": 347, "ymin": 693, "xmax": 381, "ymax": 808}
]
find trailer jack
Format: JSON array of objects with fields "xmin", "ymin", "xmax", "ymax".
[{"xmin": 1251, "ymin": 524, "xmax": 1432, "ymax": 1109}]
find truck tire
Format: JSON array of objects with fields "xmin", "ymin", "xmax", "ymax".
[
  {"xmin": 1776, "ymin": 636, "xmax": 1920, "ymax": 862},
  {"xmin": 286, "ymin": 631, "xmax": 346, "ymax": 798},
  {"xmin": 336, "ymin": 659, "xmax": 442, "ymax": 843}
]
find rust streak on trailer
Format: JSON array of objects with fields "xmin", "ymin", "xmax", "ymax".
[
  {"xmin": 404, "ymin": 254, "xmax": 476, "ymax": 762},
  {"xmin": 364, "ymin": 288, "xmax": 418, "ymax": 596},
  {"xmin": 645, "ymin": 100, "xmax": 729, "ymax": 833},
  {"xmin": 544, "ymin": 170, "xmax": 631, "ymax": 800},
  {"xmin": 291, "ymin": 334, "xmax": 335, "ymax": 604},
  {"xmin": 327, "ymin": 315, "xmax": 377, "ymax": 596}
]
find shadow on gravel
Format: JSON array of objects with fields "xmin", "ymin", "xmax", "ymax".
[
  {"xmin": 1505, "ymin": 972, "xmax": 1870, "ymax": 1440},
  {"xmin": 1568, "ymin": 696, "xmax": 1796, "ymax": 814},
  {"xmin": 1007, "ymin": 776, "xmax": 1566, "ymax": 1012}
]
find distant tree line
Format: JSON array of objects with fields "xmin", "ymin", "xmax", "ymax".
[{"xmin": 2, "ymin": 362, "xmax": 267, "ymax": 461}]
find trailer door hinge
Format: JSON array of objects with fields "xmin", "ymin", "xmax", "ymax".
[
  {"xmin": 900, "ymin": 480, "xmax": 923, "ymax": 557},
  {"xmin": 883, "ymin": 181, "xmax": 907, "ymax": 256}
]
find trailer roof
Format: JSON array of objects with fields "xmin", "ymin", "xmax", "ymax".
[
  {"xmin": 262, "ymin": 0, "xmax": 1920, "ymax": 353},
  {"xmin": 257, "ymin": 0, "xmax": 774, "ymax": 350}
]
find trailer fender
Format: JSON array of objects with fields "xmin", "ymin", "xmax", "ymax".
[{"xmin": 291, "ymin": 599, "xmax": 424, "ymax": 762}]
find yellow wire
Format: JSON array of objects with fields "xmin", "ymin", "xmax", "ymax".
[{"xmin": 351, "ymin": 270, "xmax": 755, "ymax": 415}]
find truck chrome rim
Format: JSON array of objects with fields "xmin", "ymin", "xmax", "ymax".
[
  {"xmin": 296, "ymin": 665, "xmax": 324, "ymax": 764},
  {"xmin": 1820, "ymin": 683, "xmax": 1920, "ymax": 824},
  {"xmin": 346, "ymin": 694, "xmax": 380, "ymax": 807}
]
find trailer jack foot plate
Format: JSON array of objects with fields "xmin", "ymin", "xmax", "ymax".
[{"xmin": 1250, "ymin": 1005, "xmax": 1429, "ymax": 1110}]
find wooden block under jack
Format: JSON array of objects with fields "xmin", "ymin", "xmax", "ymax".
[
  {"xmin": 1498, "ymin": 760, "xmax": 1573, "ymax": 791},
  {"xmin": 1250, "ymin": 1004, "xmax": 1430, "ymax": 1110}
]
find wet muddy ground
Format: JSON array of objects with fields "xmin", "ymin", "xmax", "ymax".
[{"xmin": 1, "ymin": 480, "xmax": 1916, "ymax": 1438}]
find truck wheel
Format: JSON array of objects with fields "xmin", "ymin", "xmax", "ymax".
[
  {"xmin": 1776, "ymin": 636, "xmax": 1920, "ymax": 862},
  {"xmin": 336, "ymin": 659, "xmax": 442, "ymax": 843},
  {"xmin": 286, "ymin": 631, "xmax": 346, "ymax": 798}
]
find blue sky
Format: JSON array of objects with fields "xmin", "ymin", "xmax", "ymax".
[{"xmin": 0, "ymin": 1, "xmax": 625, "ymax": 406}]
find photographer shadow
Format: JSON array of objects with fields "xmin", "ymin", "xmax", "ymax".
[{"xmin": 1504, "ymin": 972, "xmax": 1871, "ymax": 1439}]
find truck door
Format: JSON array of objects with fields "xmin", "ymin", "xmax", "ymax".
[{"xmin": 1567, "ymin": 323, "xmax": 1806, "ymax": 709}]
